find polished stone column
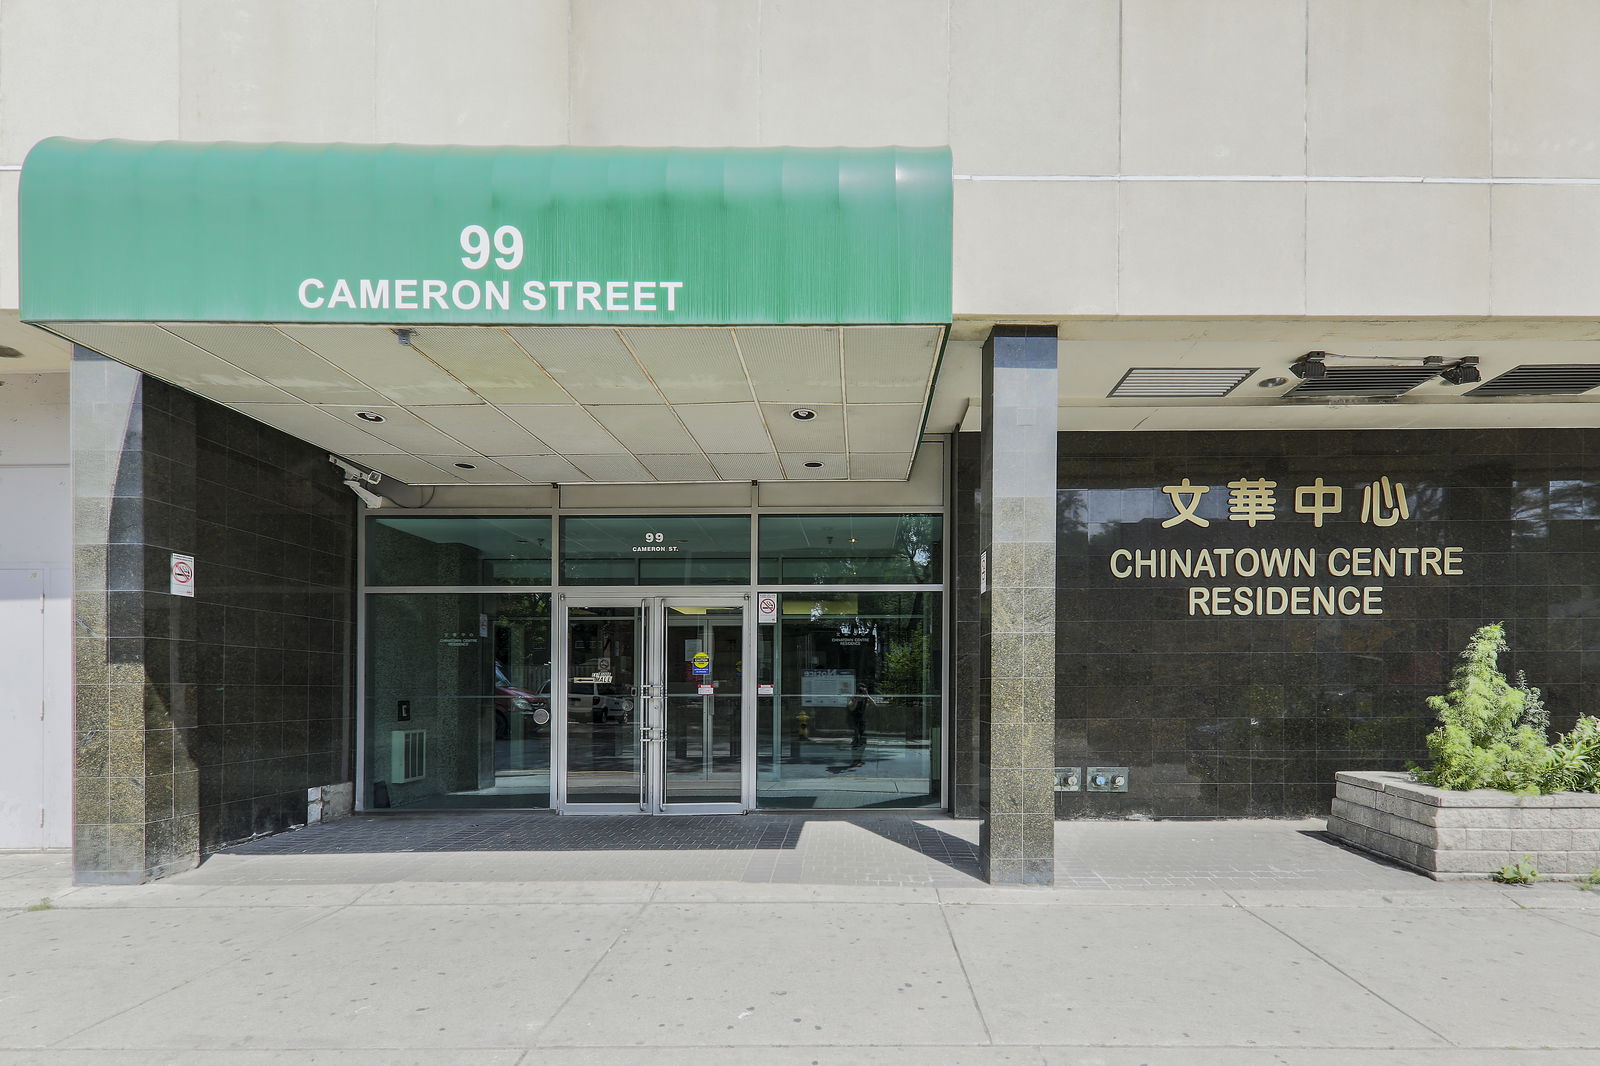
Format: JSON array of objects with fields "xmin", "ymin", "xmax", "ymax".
[
  {"xmin": 71, "ymin": 348, "xmax": 202, "ymax": 883},
  {"xmin": 977, "ymin": 327, "xmax": 1058, "ymax": 884},
  {"xmin": 71, "ymin": 346, "xmax": 357, "ymax": 884}
]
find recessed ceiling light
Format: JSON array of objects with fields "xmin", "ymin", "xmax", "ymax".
[
  {"xmin": 804, "ymin": 461, "xmax": 823, "ymax": 468},
  {"xmin": 790, "ymin": 408, "xmax": 818, "ymax": 421},
  {"xmin": 0, "ymin": 345, "xmax": 23, "ymax": 359},
  {"xmin": 1258, "ymin": 376, "xmax": 1287, "ymax": 388},
  {"xmin": 355, "ymin": 411, "xmax": 386, "ymax": 423},
  {"xmin": 453, "ymin": 462, "xmax": 476, "ymax": 470}
]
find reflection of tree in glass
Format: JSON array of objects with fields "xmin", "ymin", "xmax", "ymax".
[{"xmin": 786, "ymin": 515, "xmax": 940, "ymax": 585}]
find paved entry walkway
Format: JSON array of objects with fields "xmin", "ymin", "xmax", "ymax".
[
  {"xmin": 204, "ymin": 812, "xmax": 1429, "ymax": 891},
  {"xmin": 4, "ymin": 818, "xmax": 1600, "ymax": 1064}
]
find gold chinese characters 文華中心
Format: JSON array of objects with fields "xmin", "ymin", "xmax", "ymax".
[{"xmin": 1109, "ymin": 476, "xmax": 1463, "ymax": 617}]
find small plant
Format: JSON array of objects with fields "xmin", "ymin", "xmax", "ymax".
[
  {"xmin": 1492, "ymin": 856, "xmax": 1540, "ymax": 885},
  {"xmin": 1414, "ymin": 623, "xmax": 1600, "ymax": 795},
  {"xmin": 1515, "ymin": 670, "xmax": 1550, "ymax": 735},
  {"xmin": 24, "ymin": 898, "xmax": 52, "ymax": 911},
  {"xmin": 1578, "ymin": 869, "xmax": 1600, "ymax": 892},
  {"xmin": 1532, "ymin": 716, "xmax": 1600, "ymax": 794}
]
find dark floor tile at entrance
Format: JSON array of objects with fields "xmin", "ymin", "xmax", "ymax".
[{"xmin": 220, "ymin": 812, "xmax": 981, "ymax": 874}]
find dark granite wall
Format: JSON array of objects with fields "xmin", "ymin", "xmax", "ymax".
[
  {"xmin": 74, "ymin": 352, "xmax": 356, "ymax": 882},
  {"xmin": 951, "ymin": 433, "xmax": 983, "ymax": 819},
  {"xmin": 953, "ymin": 428, "xmax": 1599, "ymax": 820}
]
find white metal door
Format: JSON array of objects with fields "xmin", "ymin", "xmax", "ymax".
[{"xmin": 0, "ymin": 569, "xmax": 47, "ymax": 847}]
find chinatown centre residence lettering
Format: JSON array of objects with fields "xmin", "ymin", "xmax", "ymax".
[
  {"xmin": 296, "ymin": 225, "xmax": 685, "ymax": 315},
  {"xmin": 1106, "ymin": 475, "xmax": 1467, "ymax": 618}
]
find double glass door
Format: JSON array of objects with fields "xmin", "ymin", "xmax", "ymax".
[{"xmin": 560, "ymin": 595, "xmax": 750, "ymax": 813}]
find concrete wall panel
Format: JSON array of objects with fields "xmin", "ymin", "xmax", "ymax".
[
  {"xmin": 376, "ymin": 0, "xmax": 569, "ymax": 145},
  {"xmin": 758, "ymin": 0, "xmax": 947, "ymax": 147},
  {"xmin": 1308, "ymin": 0, "xmax": 1490, "ymax": 177},
  {"xmin": 1493, "ymin": 0, "xmax": 1600, "ymax": 178},
  {"xmin": 0, "ymin": 0, "xmax": 180, "ymax": 160},
  {"xmin": 0, "ymin": 173, "xmax": 16, "ymax": 311},
  {"xmin": 179, "ymin": 0, "xmax": 377, "ymax": 142},
  {"xmin": 953, "ymin": 180, "xmax": 1117, "ymax": 316},
  {"xmin": 1306, "ymin": 183, "xmax": 1490, "ymax": 315},
  {"xmin": 1491, "ymin": 185, "xmax": 1600, "ymax": 315},
  {"xmin": 571, "ymin": 0, "xmax": 758, "ymax": 146},
  {"xmin": 948, "ymin": 0, "xmax": 1118, "ymax": 175},
  {"xmin": 1, "ymin": 2, "xmax": 1599, "ymax": 320},
  {"xmin": 1120, "ymin": 0, "xmax": 1306, "ymax": 176},
  {"xmin": 1119, "ymin": 182, "xmax": 1305, "ymax": 315}
]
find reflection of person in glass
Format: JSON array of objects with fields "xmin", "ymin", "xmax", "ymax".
[{"xmin": 846, "ymin": 684, "xmax": 874, "ymax": 755}]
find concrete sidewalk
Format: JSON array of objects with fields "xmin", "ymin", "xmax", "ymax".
[{"xmin": 3, "ymin": 817, "xmax": 1600, "ymax": 1064}]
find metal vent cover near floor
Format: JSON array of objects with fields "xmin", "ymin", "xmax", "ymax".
[{"xmin": 391, "ymin": 730, "xmax": 426, "ymax": 783}]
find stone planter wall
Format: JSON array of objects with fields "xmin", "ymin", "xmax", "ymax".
[{"xmin": 1328, "ymin": 770, "xmax": 1600, "ymax": 880}]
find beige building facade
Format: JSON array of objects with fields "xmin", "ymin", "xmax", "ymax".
[{"xmin": 3, "ymin": 2, "xmax": 1599, "ymax": 885}]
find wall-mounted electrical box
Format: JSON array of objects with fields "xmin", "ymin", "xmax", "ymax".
[
  {"xmin": 1053, "ymin": 767, "xmax": 1082, "ymax": 792},
  {"xmin": 1086, "ymin": 766, "xmax": 1129, "ymax": 792}
]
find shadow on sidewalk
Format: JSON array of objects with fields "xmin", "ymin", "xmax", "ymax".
[{"xmin": 217, "ymin": 811, "xmax": 982, "ymax": 880}]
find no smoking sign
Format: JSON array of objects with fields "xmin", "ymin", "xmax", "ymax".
[{"xmin": 170, "ymin": 553, "xmax": 196, "ymax": 598}]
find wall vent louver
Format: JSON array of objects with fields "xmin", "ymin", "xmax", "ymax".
[
  {"xmin": 1107, "ymin": 367, "xmax": 1257, "ymax": 398},
  {"xmin": 391, "ymin": 730, "xmax": 426, "ymax": 783},
  {"xmin": 1285, "ymin": 366, "xmax": 1441, "ymax": 398},
  {"xmin": 1467, "ymin": 364, "xmax": 1600, "ymax": 397}
]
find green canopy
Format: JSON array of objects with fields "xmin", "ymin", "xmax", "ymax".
[{"xmin": 21, "ymin": 139, "xmax": 952, "ymax": 327}]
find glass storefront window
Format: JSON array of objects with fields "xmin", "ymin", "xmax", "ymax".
[
  {"xmin": 755, "ymin": 592, "xmax": 940, "ymax": 808},
  {"xmin": 364, "ymin": 593, "xmax": 552, "ymax": 809},
  {"xmin": 560, "ymin": 515, "xmax": 750, "ymax": 585},
  {"xmin": 367, "ymin": 517, "xmax": 552, "ymax": 586},
  {"xmin": 758, "ymin": 514, "xmax": 941, "ymax": 584}
]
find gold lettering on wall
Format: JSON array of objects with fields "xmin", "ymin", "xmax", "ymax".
[{"xmin": 1115, "ymin": 477, "xmax": 1462, "ymax": 618}]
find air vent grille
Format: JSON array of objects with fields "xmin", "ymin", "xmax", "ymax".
[
  {"xmin": 391, "ymin": 730, "xmax": 426, "ymax": 783},
  {"xmin": 1286, "ymin": 366, "xmax": 1440, "ymax": 398},
  {"xmin": 1108, "ymin": 367, "xmax": 1257, "ymax": 398},
  {"xmin": 1467, "ymin": 364, "xmax": 1600, "ymax": 397}
]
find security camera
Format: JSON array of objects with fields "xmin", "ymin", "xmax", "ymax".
[
  {"xmin": 345, "ymin": 481, "xmax": 387, "ymax": 509},
  {"xmin": 328, "ymin": 456, "xmax": 387, "ymax": 509}
]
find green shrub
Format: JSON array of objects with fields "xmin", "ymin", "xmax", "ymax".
[
  {"xmin": 1415, "ymin": 624, "xmax": 1548, "ymax": 792},
  {"xmin": 1414, "ymin": 623, "xmax": 1600, "ymax": 795},
  {"xmin": 1492, "ymin": 856, "xmax": 1539, "ymax": 885},
  {"xmin": 1578, "ymin": 869, "xmax": 1600, "ymax": 892},
  {"xmin": 1529, "ymin": 716, "xmax": 1600, "ymax": 794}
]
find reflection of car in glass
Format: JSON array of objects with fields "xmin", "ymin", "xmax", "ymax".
[
  {"xmin": 541, "ymin": 679, "xmax": 635, "ymax": 723},
  {"xmin": 495, "ymin": 662, "xmax": 549, "ymax": 739}
]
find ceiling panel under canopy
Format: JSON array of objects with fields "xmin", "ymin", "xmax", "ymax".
[{"xmin": 45, "ymin": 323, "xmax": 945, "ymax": 485}]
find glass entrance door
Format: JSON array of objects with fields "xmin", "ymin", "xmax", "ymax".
[{"xmin": 559, "ymin": 596, "xmax": 750, "ymax": 813}]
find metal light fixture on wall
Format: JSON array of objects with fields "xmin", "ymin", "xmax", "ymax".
[
  {"xmin": 1439, "ymin": 357, "xmax": 1482, "ymax": 385},
  {"xmin": 1283, "ymin": 350, "xmax": 1475, "ymax": 399},
  {"xmin": 1289, "ymin": 351, "xmax": 1328, "ymax": 380}
]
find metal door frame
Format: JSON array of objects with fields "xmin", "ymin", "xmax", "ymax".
[{"xmin": 555, "ymin": 591, "xmax": 752, "ymax": 815}]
